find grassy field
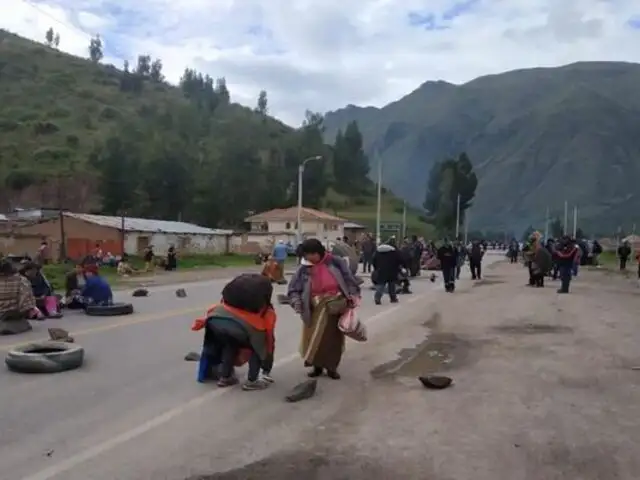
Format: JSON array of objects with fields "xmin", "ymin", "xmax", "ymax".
[
  {"xmin": 41, "ymin": 253, "xmax": 257, "ymax": 291},
  {"xmin": 324, "ymin": 188, "xmax": 434, "ymax": 238}
]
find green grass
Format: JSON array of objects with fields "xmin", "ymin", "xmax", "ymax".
[
  {"xmin": 41, "ymin": 254, "xmax": 257, "ymax": 290},
  {"xmin": 323, "ymin": 188, "xmax": 434, "ymax": 237},
  {"xmin": 598, "ymin": 251, "xmax": 616, "ymax": 267}
]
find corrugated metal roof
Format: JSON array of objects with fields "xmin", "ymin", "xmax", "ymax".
[{"xmin": 65, "ymin": 213, "xmax": 232, "ymax": 235}]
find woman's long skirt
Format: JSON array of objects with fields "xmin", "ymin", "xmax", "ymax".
[{"xmin": 299, "ymin": 296, "xmax": 346, "ymax": 371}]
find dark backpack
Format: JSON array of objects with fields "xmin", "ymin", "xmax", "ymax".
[{"xmin": 221, "ymin": 274, "xmax": 273, "ymax": 313}]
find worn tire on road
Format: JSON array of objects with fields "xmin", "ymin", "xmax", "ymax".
[
  {"xmin": 85, "ymin": 302, "xmax": 134, "ymax": 317},
  {"xmin": 5, "ymin": 341, "xmax": 84, "ymax": 373}
]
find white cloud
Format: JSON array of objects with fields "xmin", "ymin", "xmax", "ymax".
[{"xmin": 2, "ymin": 0, "xmax": 639, "ymax": 126}]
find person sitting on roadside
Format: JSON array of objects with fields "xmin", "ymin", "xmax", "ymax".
[
  {"xmin": 0, "ymin": 259, "xmax": 42, "ymax": 322},
  {"xmin": 64, "ymin": 263, "xmax": 87, "ymax": 309},
  {"xmin": 102, "ymin": 252, "xmax": 118, "ymax": 267},
  {"xmin": 192, "ymin": 274, "xmax": 276, "ymax": 390},
  {"xmin": 117, "ymin": 254, "xmax": 137, "ymax": 276},
  {"xmin": 20, "ymin": 262, "xmax": 62, "ymax": 318},
  {"xmin": 81, "ymin": 264, "xmax": 113, "ymax": 306}
]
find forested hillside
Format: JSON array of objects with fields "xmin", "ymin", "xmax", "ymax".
[{"xmin": 0, "ymin": 29, "xmax": 425, "ymax": 231}]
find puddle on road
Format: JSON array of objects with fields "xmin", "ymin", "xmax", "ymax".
[{"xmin": 370, "ymin": 312, "xmax": 476, "ymax": 379}]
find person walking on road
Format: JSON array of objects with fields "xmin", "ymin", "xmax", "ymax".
[
  {"xmin": 361, "ymin": 234, "xmax": 376, "ymax": 274},
  {"xmin": 287, "ymin": 239, "xmax": 361, "ymax": 380},
  {"xmin": 618, "ymin": 241, "xmax": 631, "ymax": 271},
  {"xmin": 272, "ymin": 240, "xmax": 289, "ymax": 280},
  {"xmin": 555, "ymin": 236, "xmax": 578, "ymax": 294},
  {"xmin": 372, "ymin": 237, "xmax": 404, "ymax": 305},
  {"xmin": 455, "ymin": 241, "xmax": 466, "ymax": 280},
  {"xmin": 507, "ymin": 239, "xmax": 519, "ymax": 264},
  {"xmin": 468, "ymin": 240, "xmax": 484, "ymax": 280},
  {"xmin": 437, "ymin": 238, "xmax": 458, "ymax": 292}
]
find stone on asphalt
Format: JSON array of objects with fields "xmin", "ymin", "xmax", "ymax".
[
  {"xmin": 285, "ymin": 379, "xmax": 317, "ymax": 403},
  {"xmin": 184, "ymin": 351, "xmax": 201, "ymax": 362}
]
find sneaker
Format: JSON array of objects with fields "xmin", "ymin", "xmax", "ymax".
[
  {"xmin": 261, "ymin": 373, "xmax": 275, "ymax": 383},
  {"xmin": 217, "ymin": 376, "xmax": 239, "ymax": 387},
  {"xmin": 242, "ymin": 379, "xmax": 269, "ymax": 391}
]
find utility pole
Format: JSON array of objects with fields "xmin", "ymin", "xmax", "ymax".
[
  {"xmin": 296, "ymin": 155, "xmax": 322, "ymax": 244},
  {"xmin": 563, "ymin": 200, "xmax": 568, "ymax": 234},
  {"xmin": 375, "ymin": 152, "xmax": 382, "ymax": 245},
  {"xmin": 572, "ymin": 206, "xmax": 578, "ymax": 238},
  {"xmin": 544, "ymin": 206, "xmax": 549, "ymax": 241},
  {"xmin": 56, "ymin": 175, "xmax": 67, "ymax": 262},
  {"xmin": 120, "ymin": 211, "xmax": 126, "ymax": 256},
  {"xmin": 463, "ymin": 209, "xmax": 469, "ymax": 245},
  {"xmin": 454, "ymin": 194, "xmax": 461, "ymax": 240},
  {"xmin": 401, "ymin": 200, "xmax": 407, "ymax": 239}
]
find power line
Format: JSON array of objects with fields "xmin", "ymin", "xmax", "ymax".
[{"xmin": 21, "ymin": 0, "xmax": 94, "ymax": 40}]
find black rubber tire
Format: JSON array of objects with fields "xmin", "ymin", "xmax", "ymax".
[
  {"xmin": 5, "ymin": 341, "xmax": 84, "ymax": 373},
  {"xmin": 85, "ymin": 302, "xmax": 134, "ymax": 317}
]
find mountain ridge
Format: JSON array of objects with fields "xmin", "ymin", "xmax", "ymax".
[{"xmin": 323, "ymin": 61, "xmax": 640, "ymax": 233}]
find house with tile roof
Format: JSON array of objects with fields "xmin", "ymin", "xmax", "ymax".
[{"xmin": 244, "ymin": 207, "xmax": 347, "ymax": 243}]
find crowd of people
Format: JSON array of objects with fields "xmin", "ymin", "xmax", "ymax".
[
  {"xmin": 0, "ymin": 256, "xmax": 115, "ymax": 328},
  {"xmin": 514, "ymin": 233, "xmax": 640, "ymax": 294},
  {"xmin": 194, "ymin": 233, "xmax": 496, "ymax": 390}
]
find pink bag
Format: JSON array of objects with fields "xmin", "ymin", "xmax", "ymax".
[
  {"xmin": 44, "ymin": 296, "xmax": 59, "ymax": 315},
  {"xmin": 338, "ymin": 308, "xmax": 367, "ymax": 342}
]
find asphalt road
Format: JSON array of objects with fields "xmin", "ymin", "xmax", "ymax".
[{"xmin": 0, "ymin": 253, "xmax": 504, "ymax": 480}]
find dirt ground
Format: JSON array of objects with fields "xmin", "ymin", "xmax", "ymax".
[{"xmin": 195, "ymin": 262, "xmax": 640, "ymax": 480}]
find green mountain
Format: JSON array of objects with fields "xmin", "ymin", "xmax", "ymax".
[
  {"xmin": 323, "ymin": 62, "xmax": 640, "ymax": 234},
  {"xmin": 0, "ymin": 29, "xmax": 428, "ymax": 233}
]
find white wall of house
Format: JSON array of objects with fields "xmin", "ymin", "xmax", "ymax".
[
  {"xmin": 230, "ymin": 225, "xmax": 345, "ymax": 254},
  {"xmin": 123, "ymin": 232, "xmax": 229, "ymax": 255},
  {"xmin": 249, "ymin": 219, "xmax": 344, "ymax": 240}
]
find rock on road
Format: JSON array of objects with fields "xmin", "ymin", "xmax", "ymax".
[{"xmin": 0, "ymin": 255, "xmax": 503, "ymax": 480}]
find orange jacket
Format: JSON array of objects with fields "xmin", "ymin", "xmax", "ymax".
[{"xmin": 192, "ymin": 302, "xmax": 277, "ymax": 355}]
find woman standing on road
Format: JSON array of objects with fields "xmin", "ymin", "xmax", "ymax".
[{"xmin": 287, "ymin": 239, "xmax": 361, "ymax": 380}]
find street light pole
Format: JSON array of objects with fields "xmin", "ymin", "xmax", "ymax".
[
  {"xmin": 544, "ymin": 206, "xmax": 549, "ymax": 241},
  {"xmin": 454, "ymin": 194, "xmax": 461, "ymax": 240},
  {"xmin": 375, "ymin": 152, "xmax": 382, "ymax": 245},
  {"xmin": 296, "ymin": 155, "xmax": 322, "ymax": 244}
]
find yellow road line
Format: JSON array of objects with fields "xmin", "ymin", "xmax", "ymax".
[{"xmin": 0, "ymin": 305, "xmax": 207, "ymax": 352}]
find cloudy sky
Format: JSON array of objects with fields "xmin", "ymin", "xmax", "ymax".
[{"xmin": 3, "ymin": 0, "xmax": 639, "ymax": 125}]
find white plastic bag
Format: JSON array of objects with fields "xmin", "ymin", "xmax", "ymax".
[{"xmin": 339, "ymin": 308, "xmax": 367, "ymax": 342}]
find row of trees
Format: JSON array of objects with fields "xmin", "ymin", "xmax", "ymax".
[
  {"xmin": 44, "ymin": 28, "xmax": 60, "ymax": 48},
  {"xmin": 91, "ymin": 103, "xmax": 370, "ymax": 227},
  {"xmin": 423, "ymin": 152, "xmax": 478, "ymax": 236},
  {"xmin": 37, "ymin": 29, "xmax": 374, "ymax": 228}
]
